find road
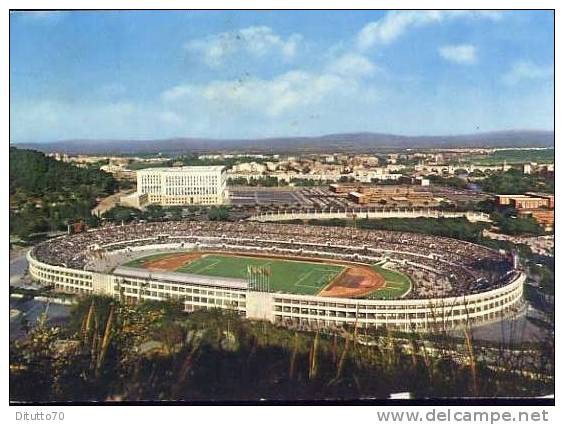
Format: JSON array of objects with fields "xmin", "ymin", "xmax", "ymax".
[
  {"xmin": 10, "ymin": 297, "xmax": 72, "ymax": 341},
  {"xmin": 10, "ymin": 246, "xmax": 72, "ymax": 340},
  {"xmin": 10, "ymin": 247, "xmax": 31, "ymax": 287},
  {"xmin": 91, "ymin": 188, "xmax": 135, "ymax": 216},
  {"xmin": 454, "ymin": 312, "xmax": 548, "ymax": 344}
]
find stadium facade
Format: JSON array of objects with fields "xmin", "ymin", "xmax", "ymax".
[
  {"xmin": 136, "ymin": 166, "xmax": 227, "ymax": 206},
  {"xmin": 27, "ymin": 222, "xmax": 525, "ymax": 332}
]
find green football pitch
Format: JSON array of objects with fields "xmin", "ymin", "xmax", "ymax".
[
  {"xmin": 124, "ymin": 252, "xmax": 182, "ymax": 268},
  {"xmin": 364, "ymin": 263, "xmax": 412, "ymax": 300},
  {"xmin": 127, "ymin": 253, "xmax": 345, "ymax": 295}
]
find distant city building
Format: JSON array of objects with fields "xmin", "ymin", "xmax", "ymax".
[
  {"xmin": 495, "ymin": 194, "xmax": 552, "ymax": 210},
  {"xmin": 518, "ymin": 209, "xmax": 554, "ymax": 232},
  {"xmin": 348, "ymin": 185, "xmax": 438, "ymax": 207},
  {"xmin": 399, "ymin": 175, "xmax": 430, "ymax": 186},
  {"xmin": 495, "ymin": 192, "xmax": 554, "ymax": 231},
  {"xmin": 525, "ymin": 192, "xmax": 555, "ymax": 209},
  {"xmin": 100, "ymin": 162, "xmax": 136, "ymax": 181},
  {"xmin": 387, "ymin": 153, "xmax": 398, "ymax": 164},
  {"xmin": 330, "ymin": 183, "xmax": 438, "ymax": 207},
  {"xmin": 329, "ymin": 183, "xmax": 358, "ymax": 193},
  {"xmin": 231, "ymin": 162, "xmax": 267, "ymax": 173},
  {"xmin": 120, "ymin": 192, "xmax": 149, "ymax": 209},
  {"xmin": 136, "ymin": 166, "xmax": 227, "ymax": 206}
]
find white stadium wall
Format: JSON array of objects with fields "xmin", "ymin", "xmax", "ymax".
[{"xmin": 27, "ymin": 238, "xmax": 525, "ymax": 333}]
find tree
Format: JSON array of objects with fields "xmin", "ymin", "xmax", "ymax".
[
  {"xmin": 497, "ymin": 216, "xmax": 544, "ymax": 236},
  {"xmin": 207, "ymin": 206, "xmax": 230, "ymax": 221},
  {"xmin": 102, "ymin": 206, "xmax": 142, "ymax": 223},
  {"xmin": 469, "ymin": 169, "xmax": 484, "ymax": 177},
  {"xmin": 480, "ymin": 169, "xmax": 554, "ymax": 195},
  {"xmin": 144, "ymin": 205, "xmax": 165, "ymax": 221},
  {"xmin": 10, "ymin": 148, "xmax": 117, "ymax": 238},
  {"xmin": 168, "ymin": 206, "xmax": 184, "ymax": 221}
]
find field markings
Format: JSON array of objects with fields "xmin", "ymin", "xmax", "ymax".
[
  {"xmin": 317, "ymin": 267, "xmax": 342, "ymax": 273},
  {"xmin": 294, "ymin": 270, "xmax": 315, "ymax": 288},
  {"xmin": 315, "ymin": 269, "xmax": 339, "ymax": 285},
  {"xmin": 294, "ymin": 267, "xmax": 342, "ymax": 290},
  {"xmin": 316, "ymin": 266, "xmax": 349, "ymax": 294},
  {"xmin": 295, "ymin": 270, "xmax": 329, "ymax": 289},
  {"xmin": 366, "ymin": 263, "xmax": 412, "ymax": 299},
  {"xmin": 191, "ymin": 259, "xmax": 221, "ymax": 274},
  {"xmin": 131, "ymin": 252, "xmax": 347, "ymax": 295}
]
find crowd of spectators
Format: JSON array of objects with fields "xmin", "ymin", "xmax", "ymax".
[{"xmin": 32, "ymin": 221, "xmax": 514, "ymax": 299}]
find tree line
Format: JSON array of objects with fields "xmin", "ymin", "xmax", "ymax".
[{"xmin": 10, "ymin": 148, "xmax": 118, "ymax": 239}]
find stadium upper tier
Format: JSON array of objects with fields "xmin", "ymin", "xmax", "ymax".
[{"xmin": 32, "ymin": 221, "xmax": 513, "ymax": 299}]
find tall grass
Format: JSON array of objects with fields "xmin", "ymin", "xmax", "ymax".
[{"xmin": 9, "ymin": 298, "xmax": 554, "ymax": 402}]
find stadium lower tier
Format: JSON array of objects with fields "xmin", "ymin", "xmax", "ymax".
[{"xmin": 27, "ymin": 227, "xmax": 525, "ymax": 333}]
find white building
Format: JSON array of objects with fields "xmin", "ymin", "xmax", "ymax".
[
  {"xmin": 136, "ymin": 166, "xmax": 227, "ymax": 206},
  {"xmin": 231, "ymin": 162, "xmax": 267, "ymax": 173}
]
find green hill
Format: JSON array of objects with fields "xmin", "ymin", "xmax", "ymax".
[{"xmin": 10, "ymin": 147, "xmax": 117, "ymax": 239}]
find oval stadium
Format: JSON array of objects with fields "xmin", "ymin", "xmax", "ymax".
[{"xmin": 27, "ymin": 221, "xmax": 525, "ymax": 332}]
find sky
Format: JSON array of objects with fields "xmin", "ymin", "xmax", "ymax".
[{"xmin": 10, "ymin": 10, "xmax": 554, "ymax": 143}]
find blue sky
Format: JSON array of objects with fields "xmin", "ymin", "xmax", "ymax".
[{"xmin": 10, "ymin": 10, "xmax": 554, "ymax": 142}]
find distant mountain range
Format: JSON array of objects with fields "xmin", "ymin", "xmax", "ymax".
[{"xmin": 12, "ymin": 130, "xmax": 554, "ymax": 154}]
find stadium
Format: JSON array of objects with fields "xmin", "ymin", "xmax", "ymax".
[{"xmin": 27, "ymin": 221, "xmax": 525, "ymax": 332}]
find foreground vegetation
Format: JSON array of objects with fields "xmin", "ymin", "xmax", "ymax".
[{"xmin": 10, "ymin": 297, "xmax": 553, "ymax": 402}]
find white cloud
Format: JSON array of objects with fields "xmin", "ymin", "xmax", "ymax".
[
  {"xmin": 184, "ymin": 26, "xmax": 302, "ymax": 67},
  {"xmin": 160, "ymin": 43, "xmax": 383, "ymax": 129},
  {"xmin": 438, "ymin": 44, "xmax": 477, "ymax": 64},
  {"xmin": 357, "ymin": 10, "xmax": 501, "ymax": 50},
  {"xmin": 502, "ymin": 61, "xmax": 554, "ymax": 85},
  {"xmin": 165, "ymin": 34, "xmax": 390, "ymax": 119},
  {"xmin": 10, "ymin": 100, "xmax": 147, "ymax": 142},
  {"xmin": 162, "ymin": 70, "xmax": 353, "ymax": 117},
  {"xmin": 161, "ymin": 85, "xmax": 192, "ymax": 102},
  {"xmin": 11, "ymin": 64, "xmax": 377, "ymax": 141},
  {"xmin": 326, "ymin": 53, "xmax": 378, "ymax": 78},
  {"xmin": 159, "ymin": 111, "xmax": 184, "ymax": 126}
]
